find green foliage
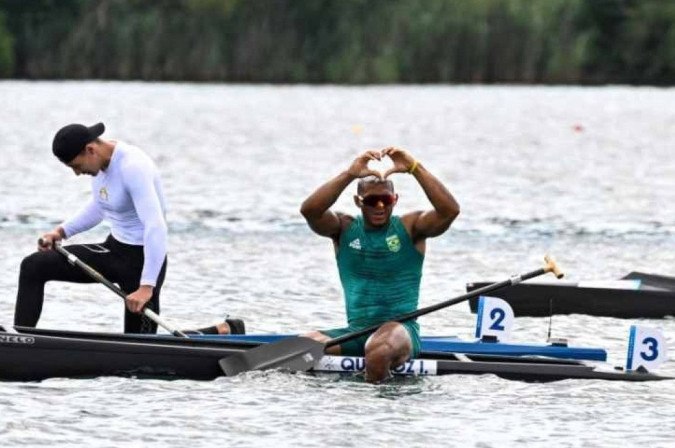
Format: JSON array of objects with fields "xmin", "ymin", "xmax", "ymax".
[
  {"xmin": 0, "ymin": 12, "xmax": 13, "ymax": 77},
  {"xmin": 0, "ymin": 0, "xmax": 673, "ymax": 84}
]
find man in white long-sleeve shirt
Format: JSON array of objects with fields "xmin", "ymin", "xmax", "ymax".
[{"xmin": 14, "ymin": 122, "xmax": 168, "ymax": 333}]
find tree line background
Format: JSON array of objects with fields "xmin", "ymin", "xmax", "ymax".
[{"xmin": 0, "ymin": 0, "xmax": 673, "ymax": 84}]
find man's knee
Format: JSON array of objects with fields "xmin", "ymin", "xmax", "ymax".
[
  {"xmin": 365, "ymin": 323, "xmax": 412, "ymax": 363},
  {"xmin": 364, "ymin": 342, "xmax": 399, "ymax": 383},
  {"xmin": 365, "ymin": 341, "xmax": 391, "ymax": 366},
  {"xmin": 19, "ymin": 252, "xmax": 48, "ymax": 280}
]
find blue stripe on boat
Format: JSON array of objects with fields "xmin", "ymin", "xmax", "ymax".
[{"xmin": 190, "ymin": 334, "xmax": 607, "ymax": 361}]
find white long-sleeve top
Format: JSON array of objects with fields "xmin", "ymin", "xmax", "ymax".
[{"xmin": 62, "ymin": 141, "xmax": 168, "ymax": 286}]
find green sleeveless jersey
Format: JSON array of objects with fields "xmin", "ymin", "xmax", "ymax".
[{"xmin": 336, "ymin": 215, "xmax": 424, "ymax": 328}]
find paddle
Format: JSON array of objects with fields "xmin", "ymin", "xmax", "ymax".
[
  {"xmin": 218, "ymin": 255, "xmax": 564, "ymax": 376},
  {"xmin": 43, "ymin": 240, "xmax": 188, "ymax": 337}
]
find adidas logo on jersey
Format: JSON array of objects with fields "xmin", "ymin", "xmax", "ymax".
[{"xmin": 349, "ymin": 238, "xmax": 361, "ymax": 250}]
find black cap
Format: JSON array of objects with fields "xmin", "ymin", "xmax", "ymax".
[{"xmin": 52, "ymin": 122, "xmax": 105, "ymax": 163}]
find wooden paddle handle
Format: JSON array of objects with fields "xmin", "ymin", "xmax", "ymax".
[{"xmin": 544, "ymin": 255, "xmax": 564, "ymax": 279}]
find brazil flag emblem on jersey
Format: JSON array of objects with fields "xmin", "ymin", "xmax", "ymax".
[{"xmin": 386, "ymin": 235, "xmax": 401, "ymax": 252}]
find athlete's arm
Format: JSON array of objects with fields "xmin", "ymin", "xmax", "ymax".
[
  {"xmin": 61, "ymin": 199, "xmax": 105, "ymax": 238},
  {"xmin": 300, "ymin": 150, "xmax": 382, "ymax": 239},
  {"xmin": 123, "ymin": 159, "xmax": 167, "ymax": 298},
  {"xmin": 300, "ymin": 171, "xmax": 353, "ymax": 239},
  {"xmin": 35, "ymin": 199, "xmax": 106, "ymax": 251},
  {"xmin": 383, "ymin": 147, "xmax": 459, "ymax": 240},
  {"xmin": 39, "ymin": 199, "xmax": 104, "ymax": 251},
  {"xmin": 121, "ymin": 157, "xmax": 167, "ymax": 313}
]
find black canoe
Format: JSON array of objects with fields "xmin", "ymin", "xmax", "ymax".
[
  {"xmin": 467, "ymin": 272, "xmax": 675, "ymax": 318},
  {"xmin": 0, "ymin": 327, "xmax": 670, "ymax": 382}
]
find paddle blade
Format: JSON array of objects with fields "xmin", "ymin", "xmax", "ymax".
[{"xmin": 218, "ymin": 337, "xmax": 325, "ymax": 376}]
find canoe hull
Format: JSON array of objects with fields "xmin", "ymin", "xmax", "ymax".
[
  {"xmin": 1, "ymin": 329, "xmax": 668, "ymax": 382},
  {"xmin": 466, "ymin": 282, "xmax": 675, "ymax": 318},
  {"xmin": 0, "ymin": 331, "xmax": 248, "ymax": 381}
]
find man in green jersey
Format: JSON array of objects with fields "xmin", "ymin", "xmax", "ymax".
[{"xmin": 300, "ymin": 147, "xmax": 460, "ymax": 382}]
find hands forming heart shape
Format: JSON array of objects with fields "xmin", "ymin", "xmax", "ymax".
[{"xmin": 348, "ymin": 147, "xmax": 416, "ymax": 179}]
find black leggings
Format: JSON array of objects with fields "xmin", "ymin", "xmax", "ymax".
[{"xmin": 14, "ymin": 235, "xmax": 167, "ymax": 334}]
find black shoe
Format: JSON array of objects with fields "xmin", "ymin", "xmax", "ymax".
[
  {"xmin": 226, "ymin": 318, "xmax": 246, "ymax": 335},
  {"xmin": 0, "ymin": 325, "xmax": 6, "ymax": 332}
]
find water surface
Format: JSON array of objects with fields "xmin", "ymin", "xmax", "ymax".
[{"xmin": 0, "ymin": 82, "xmax": 674, "ymax": 447}]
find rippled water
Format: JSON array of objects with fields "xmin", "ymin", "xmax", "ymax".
[{"xmin": 1, "ymin": 81, "xmax": 674, "ymax": 447}]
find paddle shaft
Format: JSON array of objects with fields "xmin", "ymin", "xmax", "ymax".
[
  {"xmin": 217, "ymin": 256, "xmax": 563, "ymax": 376},
  {"xmin": 326, "ymin": 257, "xmax": 563, "ymax": 348},
  {"xmin": 48, "ymin": 242, "xmax": 187, "ymax": 338}
]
